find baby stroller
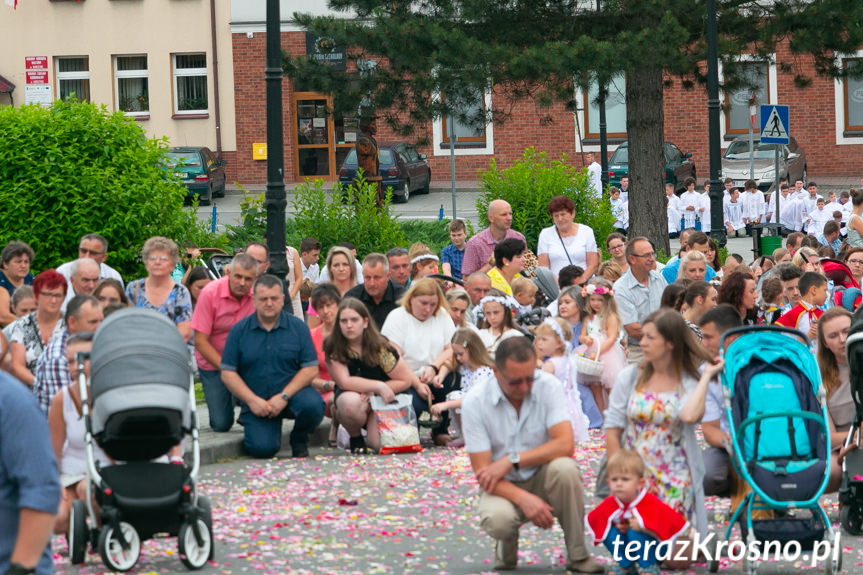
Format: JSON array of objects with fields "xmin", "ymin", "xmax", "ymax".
[
  {"xmin": 708, "ymin": 325, "xmax": 840, "ymax": 575},
  {"xmin": 840, "ymin": 307, "xmax": 863, "ymax": 534},
  {"xmin": 821, "ymin": 258, "xmax": 862, "ymax": 312},
  {"xmin": 69, "ymin": 308, "xmax": 213, "ymax": 571}
]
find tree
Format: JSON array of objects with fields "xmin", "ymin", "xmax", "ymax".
[
  {"xmin": 285, "ymin": 0, "xmax": 863, "ymax": 253},
  {"xmin": 0, "ymin": 100, "xmax": 223, "ymax": 277}
]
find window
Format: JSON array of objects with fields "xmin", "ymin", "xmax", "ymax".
[
  {"xmin": 724, "ymin": 61, "xmax": 769, "ymax": 134},
  {"xmin": 584, "ymin": 75, "xmax": 626, "ymax": 139},
  {"xmin": 114, "ymin": 55, "xmax": 148, "ymax": 116},
  {"xmin": 441, "ymin": 88, "xmax": 487, "ymax": 145},
  {"xmin": 172, "ymin": 53, "xmax": 208, "ymax": 115},
  {"xmin": 55, "ymin": 57, "xmax": 90, "ymax": 102},
  {"xmin": 844, "ymin": 59, "xmax": 863, "ymax": 132}
]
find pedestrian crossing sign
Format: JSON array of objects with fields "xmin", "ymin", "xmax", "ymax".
[{"xmin": 760, "ymin": 105, "xmax": 789, "ymax": 144}]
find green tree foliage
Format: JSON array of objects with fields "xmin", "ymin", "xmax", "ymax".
[
  {"xmin": 285, "ymin": 0, "xmax": 863, "ymax": 252},
  {"xmin": 0, "ymin": 100, "xmax": 224, "ymax": 277},
  {"xmin": 291, "ymin": 175, "xmax": 406, "ymax": 259},
  {"xmin": 478, "ymin": 148, "xmax": 615, "ymax": 259}
]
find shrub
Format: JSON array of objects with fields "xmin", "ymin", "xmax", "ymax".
[
  {"xmin": 477, "ymin": 148, "xmax": 616, "ymax": 259},
  {"xmin": 0, "ymin": 100, "xmax": 223, "ymax": 277},
  {"xmin": 291, "ymin": 175, "xmax": 406, "ymax": 259}
]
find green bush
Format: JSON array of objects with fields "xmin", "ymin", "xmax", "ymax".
[
  {"xmin": 477, "ymin": 148, "xmax": 616, "ymax": 259},
  {"xmin": 291, "ymin": 175, "xmax": 406, "ymax": 259},
  {"xmin": 0, "ymin": 100, "xmax": 223, "ymax": 277}
]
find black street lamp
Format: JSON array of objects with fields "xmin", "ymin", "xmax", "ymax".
[
  {"xmin": 265, "ymin": 0, "xmax": 289, "ymax": 294},
  {"xmin": 706, "ymin": 0, "xmax": 727, "ymax": 245}
]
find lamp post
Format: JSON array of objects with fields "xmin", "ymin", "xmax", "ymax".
[
  {"xmin": 265, "ymin": 0, "xmax": 288, "ymax": 291},
  {"xmin": 706, "ymin": 0, "xmax": 726, "ymax": 246},
  {"xmin": 597, "ymin": 0, "xmax": 609, "ymax": 189}
]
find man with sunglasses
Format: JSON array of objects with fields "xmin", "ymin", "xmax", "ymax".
[
  {"xmin": 462, "ymin": 337, "xmax": 603, "ymax": 574},
  {"xmin": 613, "ymin": 237, "xmax": 667, "ymax": 365}
]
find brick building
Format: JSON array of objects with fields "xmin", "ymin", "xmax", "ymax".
[{"xmin": 228, "ymin": 2, "xmax": 862, "ymax": 185}]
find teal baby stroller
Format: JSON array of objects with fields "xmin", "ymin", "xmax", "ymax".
[{"xmin": 707, "ymin": 325, "xmax": 841, "ymax": 575}]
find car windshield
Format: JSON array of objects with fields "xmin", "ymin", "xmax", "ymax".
[
  {"xmin": 610, "ymin": 146, "xmax": 628, "ymax": 164},
  {"xmin": 724, "ymin": 141, "xmax": 783, "ymax": 160},
  {"xmin": 165, "ymin": 152, "xmax": 202, "ymax": 167},
  {"xmin": 343, "ymin": 148, "xmax": 396, "ymax": 166}
]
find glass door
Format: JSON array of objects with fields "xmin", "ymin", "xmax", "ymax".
[{"xmin": 294, "ymin": 94, "xmax": 332, "ymax": 178}]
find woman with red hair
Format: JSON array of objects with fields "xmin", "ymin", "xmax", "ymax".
[{"xmin": 8, "ymin": 269, "xmax": 67, "ymax": 386}]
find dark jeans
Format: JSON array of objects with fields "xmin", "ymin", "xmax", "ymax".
[
  {"xmin": 199, "ymin": 368, "xmax": 235, "ymax": 432},
  {"xmin": 238, "ymin": 386, "xmax": 325, "ymax": 458},
  {"xmin": 604, "ymin": 525, "xmax": 659, "ymax": 568},
  {"xmin": 702, "ymin": 446, "xmax": 732, "ymax": 497},
  {"xmin": 409, "ymin": 372, "xmax": 458, "ymax": 435}
]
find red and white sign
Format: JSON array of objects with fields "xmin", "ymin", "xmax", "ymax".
[
  {"xmin": 25, "ymin": 56, "xmax": 48, "ymax": 70},
  {"xmin": 26, "ymin": 71, "xmax": 48, "ymax": 85}
]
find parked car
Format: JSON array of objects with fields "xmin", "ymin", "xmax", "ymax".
[
  {"xmin": 721, "ymin": 136, "xmax": 807, "ymax": 191},
  {"xmin": 607, "ymin": 140, "xmax": 697, "ymax": 193},
  {"xmin": 338, "ymin": 142, "xmax": 431, "ymax": 203},
  {"xmin": 165, "ymin": 147, "xmax": 226, "ymax": 206}
]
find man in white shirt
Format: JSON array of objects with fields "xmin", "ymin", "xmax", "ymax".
[
  {"xmin": 617, "ymin": 176, "xmax": 630, "ymax": 202},
  {"xmin": 299, "ymin": 237, "xmax": 321, "ymax": 283},
  {"xmin": 60, "ymin": 258, "xmax": 101, "ymax": 312},
  {"xmin": 585, "ymin": 152, "xmax": 602, "ymax": 199},
  {"xmin": 462, "ymin": 337, "xmax": 603, "ymax": 574},
  {"xmin": 610, "ymin": 187, "xmax": 628, "ymax": 233},
  {"xmin": 806, "ymin": 197, "xmax": 832, "ymax": 237},
  {"xmin": 741, "ymin": 180, "xmax": 765, "ymax": 236},
  {"xmin": 699, "ymin": 181, "xmax": 712, "ymax": 234},
  {"xmin": 665, "ymin": 182, "xmax": 681, "ymax": 238},
  {"xmin": 802, "ymin": 182, "xmax": 820, "ymax": 233},
  {"xmin": 679, "ymin": 177, "xmax": 701, "ymax": 230},
  {"xmin": 56, "ymin": 233, "xmax": 123, "ymax": 288},
  {"xmin": 724, "ymin": 189, "xmax": 746, "ymax": 237}
]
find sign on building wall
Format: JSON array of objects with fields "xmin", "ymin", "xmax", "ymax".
[
  {"xmin": 305, "ymin": 33, "xmax": 346, "ymax": 71},
  {"xmin": 24, "ymin": 56, "xmax": 51, "ymax": 106},
  {"xmin": 252, "ymin": 143, "xmax": 267, "ymax": 160}
]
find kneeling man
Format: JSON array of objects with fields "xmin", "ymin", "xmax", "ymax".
[
  {"xmin": 462, "ymin": 336, "xmax": 603, "ymax": 573},
  {"xmin": 220, "ymin": 274, "xmax": 324, "ymax": 458}
]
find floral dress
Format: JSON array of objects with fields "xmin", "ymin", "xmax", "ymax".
[
  {"xmin": 125, "ymin": 279, "xmax": 193, "ymax": 326},
  {"xmin": 622, "ymin": 389, "xmax": 695, "ymax": 526}
]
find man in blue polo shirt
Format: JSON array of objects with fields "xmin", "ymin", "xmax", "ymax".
[
  {"xmin": 221, "ymin": 274, "xmax": 324, "ymax": 458},
  {"xmin": 1, "ymin": 371, "xmax": 61, "ymax": 575}
]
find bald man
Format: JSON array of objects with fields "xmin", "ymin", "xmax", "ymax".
[
  {"xmin": 462, "ymin": 200, "xmax": 527, "ymax": 275},
  {"xmin": 61, "ymin": 258, "xmax": 100, "ymax": 312}
]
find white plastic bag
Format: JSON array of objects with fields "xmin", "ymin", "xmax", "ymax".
[{"xmin": 369, "ymin": 393, "xmax": 422, "ymax": 455}]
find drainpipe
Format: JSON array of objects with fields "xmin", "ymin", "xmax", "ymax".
[{"xmin": 209, "ymin": 0, "xmax": 223, "ymax": 159}]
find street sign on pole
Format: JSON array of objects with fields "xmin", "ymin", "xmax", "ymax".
[{"xmin": 760, "ymin": 105, "xmax": 789, "ymax": 145}]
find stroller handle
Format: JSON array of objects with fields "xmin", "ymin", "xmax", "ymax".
[
  {"xmin": 719, "ymin": 324, "xmax": 810, "ymax": 352},
  {"xmin": 424, "ymin": 273, "xmax": 465, "ymax": 287}
]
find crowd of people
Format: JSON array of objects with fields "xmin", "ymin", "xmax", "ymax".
[{"xmin": 4, "ymin": 176, "xmax": 863, "ymax": 573}]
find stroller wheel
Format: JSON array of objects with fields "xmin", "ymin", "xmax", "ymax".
[
  {"xmin": 178, "ymin": 518, "xmax": 213, "ymax": 570},
  {"xmin": 197, "ymin": 495, "xmax": 215, "ymax": 560},
  {"xmin": 98, "ymin": 521, "xmax": 140, "ymax": 572},
  {"xmin": 742, "ymin": 533, "xmax": 758, "ymax": 575},
  {"xmin": 840, "ymin": 505, "xmax": 863, "ymax": 535},
  {"xmin": 69, "ymin": 500, "xmax": 88, "ymax": 565}
]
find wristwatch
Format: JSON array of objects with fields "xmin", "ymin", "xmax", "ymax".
[
  {"xmin": 280, "ymin": 392, "xmax": 290, "ymax": 402},
  {"xmin": 509, "ymin": 452, "xmax": 520, "ymax": 471}
]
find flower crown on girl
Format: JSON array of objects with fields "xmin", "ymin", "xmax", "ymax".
[
  {"xmin": 581, "ymin": 284, "xmax": 614, "ymax": 298},
  {"xmin": 541, "ymin": 317, "xmax": 567, "ymax": 344}
]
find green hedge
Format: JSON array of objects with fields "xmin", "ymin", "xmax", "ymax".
[{"xmin": 0, "ymin": 100, "xmax": 224, "ymax": 277}]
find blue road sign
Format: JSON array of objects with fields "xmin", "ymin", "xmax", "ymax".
[{"xmin": 760, "ymin": 105, "xmax": 789, "ymax": 144}]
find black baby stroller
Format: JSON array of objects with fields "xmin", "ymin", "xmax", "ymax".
[
  {"xmin": 839, "ymin": 306, "xmax": 863, "ymax": 533},
  {"xmin": 68, "ymin": 308, "xmax": 213, "ymax": 571}
]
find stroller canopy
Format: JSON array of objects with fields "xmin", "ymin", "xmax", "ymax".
[{"xmin": 89, "ymin": 308, "xmax": 192, "ymax": 441}]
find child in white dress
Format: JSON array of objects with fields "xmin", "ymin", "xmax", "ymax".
[{"xmin": 577, "ymin": 278, "xmax": 627, "ymax": 414}]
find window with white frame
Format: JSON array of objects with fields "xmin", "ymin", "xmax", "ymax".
[
  {"xmin": 584, "ymin": 75, "xmax": 626, "ymax": 139},
  {"xmin": 114, "ymin": 55, "xmax": 149, "ymax": 115},
  {"xmin": 173, "ymin": 53, "xmax": 208, "ymax": 115},
  {"xmin": 724, "ymin": 61, "xmax": 769, "ymax": 134},
  {"xmin": 441, "ymin": 87, "xmax": 487, "ymax": 145},
  {"xmin": 844, "ymin": 58, "xmax": 863, "ymax": 132},
  {"xmin": 55, "ymin": 57, "xmax": 90, "ymax": 102}
]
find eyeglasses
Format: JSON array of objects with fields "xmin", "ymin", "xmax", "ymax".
[
  {"xmin": 40, "ymin": 291, "xmax": 65, "ymax": 300},
  {"xmin": 148, "ymin": 255, "xmax": 171, "ymax": 263},
  {"xmin": 608, "ymin": 244, "xmax": 625, "ymax": 251},
  {"xmin": 632, "ymin": 252, "xmax": 657, "ymax": 259},
  {"xmin": 848, "ymin": 259, "xmax": 863, "ymax": 265},
  {"xmin": 79, "ymin": 247, "xmax": 105, "ymax": 257}
]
